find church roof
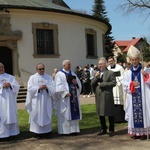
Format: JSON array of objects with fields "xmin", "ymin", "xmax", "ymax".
[
  {"xmin": 0, "ymin": 0, "xmax": 111, "ymax": 33},
  {"xmin": 0, "ymin": 0, "xmax": 71, "ymax": 11}
]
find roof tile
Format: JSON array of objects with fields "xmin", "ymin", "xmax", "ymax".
[
  {"xmin": 114, "ymin": 38, "xmax": 142, "ymax": 52},
  {"xmin": 0, "ymin": 0, "xmax": 71, "ymax": 11}
]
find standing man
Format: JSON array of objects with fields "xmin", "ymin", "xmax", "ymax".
[
  {"xmin": 107, "ymin": 56, "xmax": 125, "ymax": 123},
  {"xmin": 89, "ymin": 64, "xmax": 95, "ymax": 95},
  {"xmin": 92, "ymin": 57, "xmax": 116, "ymax": 137},
  {"xmin": 81, "ymin": 66, "xmax": 91, "ymax": 98},
  {"xmin": 0, "ymin": 63, "xmax": 20, "ymax": 139},
  {"xmin": 122, "ymin": 45, "xmax": 150, "ymax": 140},
  {"xmin": 54, "ymin": 59, "xmax": 82, "ymax": 135},
  {"xmin": 25, "ymin": 63, "xmax": 56, "ymax": 139}
]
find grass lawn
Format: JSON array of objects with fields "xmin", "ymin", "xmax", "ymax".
[{"xmin": 18, "ymin": 104, "xmax": 127, "ymax": 139}]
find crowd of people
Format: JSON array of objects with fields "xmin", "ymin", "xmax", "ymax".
[
  {"xmin": 75, "ymin": 63, "xmax": 99, "ymax": 97},
  {"xmin": 0, "ymin": 45, "xmax": 150, "ymax": 141}
]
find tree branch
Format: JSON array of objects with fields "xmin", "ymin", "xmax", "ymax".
[
  {"xmin": 127, "ymin": 0, "xmax": 150, "ymax": 9},
  {"xmin": 118, "ymin": 0, "xmax": 150, "ymax": 19}
]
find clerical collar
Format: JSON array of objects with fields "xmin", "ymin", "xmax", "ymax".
[
  {"xmin": 111, "ymin": 64, "xmax": 116, "ymax": 69},
  {"xmin": 133, "ymin": 65, "xmax": 139, "ymax": 71},
  {"xmin": 62, "ymin": 68, "xmax": 70, "ymax": 73},
  {"xmin": 100, "ymin": 69, "xmax": 106, "ymax": 73}
]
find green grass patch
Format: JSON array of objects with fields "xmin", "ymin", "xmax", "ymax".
[
  {"xmin": 17, "ymin": 104, "xmax": 127, "ymax": 139},
  {"xmin": 80, "ymin": 104, "xmax": 100, "ymax": 131}
]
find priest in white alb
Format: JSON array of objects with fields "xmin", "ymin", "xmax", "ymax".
[
  {"xmin": 107, "ymin": 56, "xmax": 125, "ymax": 123},
  {"xmin": 54, "ymin": 59, "xmax": 82, "ymax": 135},
  {"xmin": 25, "ymin": 63, "xmax": 56, "ymax": 139},
  {"xmin": 0, "ymin": 63, "xmax": 20, "ymax": 139},
  {"xmin": 122, "ymin": 45, "xmax": 150, "ymax": 140}
]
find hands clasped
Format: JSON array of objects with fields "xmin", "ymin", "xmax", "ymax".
[
  {"xmin": 3, "ymin": 82, "xmax": 11, "ymax": 88},
  {"xmin": 133, "ymin": 81, "xmax": 140, "ymax": 87},
  {"xmin": 39, "ymin": 85, "xmax": 47, "ymax": 90}
]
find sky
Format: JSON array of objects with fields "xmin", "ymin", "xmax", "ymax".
[{"xmin": 64, "ymin": 0, "xmax": 150, "ymax": 42}]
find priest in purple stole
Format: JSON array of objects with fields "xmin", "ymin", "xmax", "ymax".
[
  {"xmin": 122, "ymin": 45, "xmax": 150, "ymax": 140},
  {"xmin": 54, "ymin": 59, "xmax": 82, "ymax": 135}
]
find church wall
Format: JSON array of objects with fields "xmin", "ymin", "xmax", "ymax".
[{"xmin": 9, "ymin": 9, "xmax": 107, "ymax": 84}]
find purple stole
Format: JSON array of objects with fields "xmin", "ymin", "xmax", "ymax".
[
  {"xmin": 131, "ymin": 63, "xmax": 144, "ymax": 128},
  {"xmin": 61, "ymin": 69, "xmax": 80, "ymax": 120}
]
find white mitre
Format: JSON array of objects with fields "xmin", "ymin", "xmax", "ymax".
[{"xmin": 127, "ymin": 45, "xmax": 141, "ymax": 59}]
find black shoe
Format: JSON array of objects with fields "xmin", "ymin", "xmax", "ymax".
[
  {"xmin": 36, "ymin": 135, "xmax": 44, "ymax": 139},
  {"xmin": 140, "ymin": 135, "xmax": 147, "ymax": 140},
  {"xmin": 43, "ymin": 133, "xmax": 52, "ymax": 139},
  {"xmin": 0, "ymin": 137, "xmax": 10, "ymax": 142},
  {"xmin": 70, "ymin": 132, "xmax": 80, "ymax": 136},
  {"xmin": 130, "ymin": 135, "xmax": 137, "ymax": 140},
  {"xmin": 59, "ymin": 134, "xmax": 70, "ymax": 136},
  {"xmin": 34, "ymin": 134, "xmax": 45, "ymax": 139},
  {"xmin": 108, "ymin": 131, "xmax": 115, "ymax": 137},
  {"xmin": 98, "ymin": 130, "xmax": 107, "ymax": 135},
  {"xmin": 8, "ymin": 136, "xmax": 19, "ymax": 141}
]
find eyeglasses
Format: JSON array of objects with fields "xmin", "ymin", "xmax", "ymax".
[{"xmin": 38, "ymin": 68, "xmax": 45, "ymax": 71}]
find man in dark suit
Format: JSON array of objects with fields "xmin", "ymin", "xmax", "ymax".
[{"xmin": 92, "ymin": 57, "xmax": 116, "ymax": 137}]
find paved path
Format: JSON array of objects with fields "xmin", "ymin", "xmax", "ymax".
[
  {"xmin": 2, "ymin": 95, "xmax": 150, "ymax": 150},
  {"xmin": 0, "ymin": 126, "xmax": 150, "ymax": 150}
]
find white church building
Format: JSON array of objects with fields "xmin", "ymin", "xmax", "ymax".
[{"xmin": 0, "ymin": 0, "xmax": 111, "ymax": 85}]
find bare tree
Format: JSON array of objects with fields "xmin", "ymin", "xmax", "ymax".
[{"xmin": 119, "ymin": 0, "xmax": 150, "ymax": 20}]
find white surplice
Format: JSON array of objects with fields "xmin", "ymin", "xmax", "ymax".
[
  {"xmin": 122, "ymin": 70, "xmax": 150, "ymax": 135},
  {"xmin": 54, "ymin": 70, "xmax": 82, "ymax": 134},
  {"xmin": 25, "ymin": 73, "xmax": 56, "ymax": 134},
  {"xmin": 0, "ymin": 73, "xmax": 20, "ymax": 138},
  {"xmin": 107, "ymin": 64, "xmax": 125, "ymax": 105}
]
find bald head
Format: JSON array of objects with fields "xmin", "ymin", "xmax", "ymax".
[
  {"xmin": 0, "ymin": 62, "xmax": 5, "ymax": 74},
  {"xmin": 36, "ymin": 63, "xmax": 45, "ymax": 75}
]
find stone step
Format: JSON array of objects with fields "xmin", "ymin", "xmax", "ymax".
[
  {"xmin": 19, "ymin": 88, "xmax": 27, "ymax": 92},
  {"xmin": 17, "ymin": 94, "xmax": 26, "ymax": 98},
  {"xmin": 17, "ymin": 86, "xmax": 27, "ymax": 103},
  {"xmin": 17, "ymin": 99, "xmax": 26, "ymax": 103}
]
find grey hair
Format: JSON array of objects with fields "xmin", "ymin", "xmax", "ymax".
[
  {"xmin": 62, "ymin": 59, "xmax": 70, "ymax": 66},
  {"xmin": 99, "ymin": 57, "xmax": 108, "ymax": 66}
]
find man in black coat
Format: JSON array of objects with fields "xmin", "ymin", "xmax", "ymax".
[{"xmin": 92, "ymin": 57, "xmax": 116, "ymax": 137}]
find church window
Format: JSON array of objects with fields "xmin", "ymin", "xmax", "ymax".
[
  {"xmin": 85, "ymin": 28, "xmax": 98, "ymax": 58},
  {"xmin": 32, "ymin": 23, "xmax": 59, "ymax": 58}
]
